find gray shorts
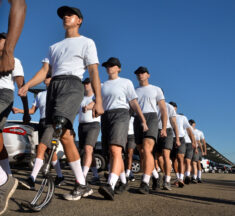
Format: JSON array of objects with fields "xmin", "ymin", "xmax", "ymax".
[
  {"xmin": 156, "ymin": 128, "xmax": 174, "ymax": 153},
  {"xmin": 171, "ymin": 137, "xmax": 186, "ymax": 158},
  {"xmin": 134, "ymin": 112, "xmax": 158, "ymax": 145},
  {"xmin": 185, "ymin": 143, "xmax": 193, "ymax": 160},
  {"xmin": 101, "ymin": 109, "xmax": 130, "ymax": 152},
  {"xmin": 78, "ymin": 122, "xmax": 100, "ymax": 149},
  {"xmin": 41, "ymin": 75, "xmax": 84, "ymax": 147},
  {"xmin": 0, "ymin": 89, "xmax": 14, "ymax": 131},
  {"xmin": 126, "ymin": 134, "xmax": 136, "ymax": 150},
  {"xmin": 192, "ymin": 148, "xmax": 199, "ymax": 162},
  {"xmin": 198, "ymin": 147, "xmax": 202, "ymax": 161}
]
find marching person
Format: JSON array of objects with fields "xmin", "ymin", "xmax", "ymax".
[
  {"xmin": 78, "ymin": 77, "xmax": 101, "ymax": 185},
  {"xmin": 134, "ymin": 66, "xmax": 167, "ymax": 194},
  {"xmin": 98, "ymin": 57, "xmax": 148, "ymax": 200},
  {"xmin": 18, "ymin": 6, "xmax": 103, "ymax": 201},
  {"xmin": 0, "ymin": 32, "xmax": 30, "ymax": 215}
]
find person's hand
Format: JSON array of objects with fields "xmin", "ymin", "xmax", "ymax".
[
  {"xmin": 204, "ymin": 151, "xmax": 207, "ymax": 156},
  {"xmin": 0, "ymin": 51, "xmax": 14, "ymax": 75},
  {"xmin": 12, "ymin": 107, "xmax": 20, "ymax": 114},
  {"xmin": 141, "ymin": 122, "xmax": 148, "ymax": 132},
  {"xmin": 92, "ymin": 101, "xmax": 104, "ymax": 118},
  {"xmin": 195, "ymin": 148, "xmax": 198, "ymax": 154},
  {"xmin": 18, "ymin": 84, "xmax": 29, "ymax": 97},
  {"xmin": 23, "ymin": 113, "xmax": 31, "ymax": 124},
  {"xmin": 192, "ymin": 141, "xmax": 196, "ymax": 149},
  {"xmin": 160, "ymin": 128, "xmax": 167, "ymax": 138},
  {"xmin": 82, "ymin": 106, "xmax": 88, "ymax": 113},
  {"xmin": 175, "ymin": 137, "xmax": 181, "ymax": 147}
]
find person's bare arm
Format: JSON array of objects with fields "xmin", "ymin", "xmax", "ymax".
[
  {"xmin": 158, "ymin": 100, "xmax": 167, "ymax": 137},
  {"xmin": 0, "ymin": 0, "xmax": 26, "ymax": 74},
  {"xmin": 170, "ymin": 116, "xmax": 181, "ymax": 147},
  {"xmin": 129, "ymin": 99, "xmax": 148, "ymax": 132},
  {"xmin": 12, "ymin": 105, "xmax": 37, "ymax": 115},
  {"xmin": 202, "ymin": 139, "xmax": 207, "ymax": 155},
  {"xmin": 15, "ymin": 76, "xmax": 31, "ymax": 124},
  {"xmin": 18, "ymin": 62, "xmax": 49, "ymax": 96},
  {"xmin": 87, "ymin": 64, "xmax": 104, "ymax": 117},
  {"xmin": 82, "ymin": 101, "xmax": 95, "ymax": 113}
]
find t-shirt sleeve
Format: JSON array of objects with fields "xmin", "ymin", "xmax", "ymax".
[
  {"xmin": 84, "ymin": 39, "xmax": 99, "ymax": 67},
  {"xmin": 12, "ymin": 58, "xmax": 24, "ymax": 77},
  {"xmin": 200, "ymin": 131, "xmax": 205, "ymax": 140},
  {"xmin": 156, "ymin": 87, "xmax": 165, "ymax": 102},
  {"xmin": 183, "ymin": 116, "xmax": 190, "ymax": 129},
  {"xmin": 126, "ymin": 80, "xmax": 138, "ymax": 102},
  {"xmin": 42, "ymin": 57, "xmax": 49, "ymax": 64},
  {"xmin": 168, "ymin": 104, "xmax": 176, "ymax": 118}
]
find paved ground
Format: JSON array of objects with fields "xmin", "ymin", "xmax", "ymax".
[{"xmin": 4, "ymin": 167, "xmax": 235, "ymax": 216}]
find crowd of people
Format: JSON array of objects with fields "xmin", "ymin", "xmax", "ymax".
[{"xmin": 0, "ymin": 4, "xmax": 207, "ymax": 215}]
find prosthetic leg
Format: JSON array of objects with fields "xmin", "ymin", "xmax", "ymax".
[{"xmin": 22, "ymin": 117, "xmax": 67, "ymax": 211}]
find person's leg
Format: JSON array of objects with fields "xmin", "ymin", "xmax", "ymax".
[
  {"xmin": 0, "ymin": 141, "xmax": 11, "ymax": 175},
  {"xmin": 177, "ymin": 153, "xmax": 185, "ymax": 187},
  {"xmin": 156, "ymin": 153, "xmax": 164, "ymax": 173},
  {"xmin": 125, "ymin": 148, "xmax": 134, "ymax": 179},
  {"xmin": 192, "ymin": 161, "xmax": 198, "ymax": 183},
  {"xmin": 137, "ymin": 144, "xmax": 144, "ymax": 172},
  {"xmin": 197, "ymin": 160, "xmax": 202, "ymax": 182},
  {"xmin": 184, "ymin": 158, "xmax": 192, "ymax": 184},
  {"xmin": 82, "ymin": 145, "xmax": 94, "ymax": 178}
]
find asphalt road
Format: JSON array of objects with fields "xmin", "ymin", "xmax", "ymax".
[{"xmin": 4, "ymin": 167, "xmax": 235, "ymax": 216}]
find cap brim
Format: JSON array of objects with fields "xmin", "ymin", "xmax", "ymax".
[
  {"xmin": 57, "ymin": 6, "xmax": 78, "ymax": 19},
  {"xmin": 0, "ymin": 34, "xmax": 7, "ymax": 39}
]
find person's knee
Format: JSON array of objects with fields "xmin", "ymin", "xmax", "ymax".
[
  {"xmin": 85, "ymin": 145, "xmax": 93, "ymax": 155},
  {"xmin": 0, "ymin": 145, "xmax": 8, "ymax": 159},
  {"xmin": 110, "ymin": 145, "xmax": 122, "ymax": 158}
]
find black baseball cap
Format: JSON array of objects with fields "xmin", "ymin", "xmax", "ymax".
[
  {"xmin": 189, "ymin": 119, "xmax": 196, "ymax": 125},
  {"xmin": 57, "ymin": 6, "xmax": 83, "ymax": 20},
  {"xmin": 102, "ymin": 57, "xmax": 121, "ymax": 68},
  {"xmin": 169, "ymin": 101, "xmax": 177, "ymax": 108},
  {"xmin": 82, "ymin": 77, "xmax": 90, "ymax": 84},
  {"xmin": 0, "ymin": 32, "xmax": 7, "ymax": 39},
  {"xmin": 134, "ymin": 66, "xmax": 149, "ymax": 74}
]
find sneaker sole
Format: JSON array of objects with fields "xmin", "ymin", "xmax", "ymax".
[
  {"xmin": 0, "ymin": 179, "xmax": 18, "ymax": 215},
  {"xmin": 63, "ymin": 194, "xmax": 82, "ymax": 201},
  {"xmin": 83, "ymin": 189, "xmax": 93, "ymax": 197},
  {"xmin": 98, "ymin": 187, "xmax": 114, "ymax": 200}
]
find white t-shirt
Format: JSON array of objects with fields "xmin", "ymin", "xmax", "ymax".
[
  {"xmin": 33, "ymin": 91, "xmax": 47, "ymax": 119},
  {"xmin": 0, "ymin": 58, "xmax": 24, "ymax": 91},
  {"xmin": 196, "ymin": 129, "xmax": 205, "ymax": 140},
  {"xmin": 79, "ymin": 95, "xmax": 100, "ymax": 123},
  {"xmin": 128, "ymin": 116, "xmax": 134, "ymax": 135},
  {"xmin": 101, "ymin": 77, "xmax": 137, "ymax": 111},
  {"xmin": 157, "ymin": 102, "xmax": 176, "ymax": 129},
  {"xmin": 173, "ymin": 114, "xmax": 191, "ymax": 137},
  {"xmin": 135, "ymin": 84, "xmax": 165, "ymax": 114},
  {"xmin": 47, "ymin": 36, "xmax": 99, "ymax": 79},
  {"xmin": 184, "ymin": 125, "xmax": 193, "ymax": 143},
  {"xmin": 192, "ymin": 128, "xmax": 201, "ymax": 147}
]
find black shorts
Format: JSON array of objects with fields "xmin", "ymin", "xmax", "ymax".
[
  {"xmin": 156, "ymin": 128, "xmax": 174, "ymax": 153},
  {"xmin": 185, "ymin": 143, "xmax": 193, "ymax": 160},
  {"xmin": 78, "ymin": 122, "xmax": 100, "ymax": 149},
  {"xmin": 171, "ymin": 137, "xmax": 186, "ymax": 158},
  {"xmin": 0, "ymin": 89, "xmax": 13, "ymax": 131},
  {"xmin": 192, "ymin": 148, "xmax": 199, "ymax": 162},
  {"xmin": 126, "ymin": 134, "xmax": 136, "ymax": 150},
  {"xmin": 101, "ymin": 109, "xmax": 130, "ymax": 153},
  {"xmin": 134, "ymin": 112, "xmax": 158, "ymax": 145},
  {"xmin": 45, "ymin": 75, "xmax": 84, "ymax": 129}
]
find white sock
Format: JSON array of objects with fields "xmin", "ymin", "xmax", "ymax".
[
  {"xmin": 126, "ymin": 169, "xmax": 131, "ymax": 178},
  {"xmin": 180, "ymin": 173, "xmax": 184, "ymax": 180},
  {"xmin": 185, "ymin": 171, "xmax": 191, "ymax": 177},
  {"xmin": 152, "ymin": 168, "xmax": 159, "ymax": 179},
  {"xmin": 31, "ymin": 158, "xmax": 44, "ymax": 181},
  {"xmin": 157, "ymin": 167, "xmax": 161, "ymax": 172},
  {"xmin": 91, "ymin": 167, "xmax": 99, "ymax": 178},
  {"xmin": 165, "ymin": 175, "xmax": 171, "ymax": 183},
  {"xmin": 198, "ymin": 170, "xmax": 202, "ymax": 179},
  {"xmin": 51, "ymin": 160, "xmax": 63, "ymax": 178},
  {"xmin": 69, "ymin": 159, "xmax": 86, "ymax": 185},
  {"xmin": 0, "ymin": 166, "xmax": 8, "ymax": 186},
  {"xmin": 120, "ymin": 171, "xmax": 127, "ymax": 184},
  {"xmin": 176, "ymin": 172, "xmax": 180, "ymax": 179},
  {"xmin": 142, "ymin": 174, "xmax": 151, "ymax": 185},
  {"xmin": 82, "ymin": 166, "xmax": 90, "ymax": 178},
  {"xmin": 108, "ymin": 173, "xmax": 119, "ymax": 190},
  {"xmin": 0, "ymin": 159, "xmax": 12, "ymax": 175},
  {"xmin": 193, "ymin": 174, "xmax": 197, "ymax": 179}
]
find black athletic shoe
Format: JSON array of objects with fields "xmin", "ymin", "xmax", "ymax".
[
  {"xmin": 63, "ymin": 182, "xmax": 93, "ymax": 201},
  {"xmin": 152, "ymin": 177, "xmax": 158, "ymax": 190},
  {"xmin": 184, "ymin": 176, "xmax": 191, "ymax": 185},
  {"xmin": 191, "ymin": 178, "xmax": 197, "ymax": 184},
  {"xmin": 98, "ymin": 184, "xmax": 114, "ymax": 200},
  {"xmin": 138, "ymin": 182, "xmax": 149, "ymax": 194},
  {"xmin": 89, "ymin": 177, "xmax": 101, "ymax": 186},
  {"xmin": 115, "ymin": 182, "xmax": 129, "ymax": 194},
  {"xmin": 128, "ymin": 175, "xmax": 136, "ymax": 182},
  {"xmin": 178, "ymin": 179, "xmax": 185, "ymax": 188},
  {"xmin": 54, "ymin": 176, "xmax": 65, "ymax": 187},
  {"xmin": 197, "ymin": 178, "xmax": 202, "ymax": 183},
  {"xmin": 19, "ymin": 177, "xmax": 35, "ymax": 190}
]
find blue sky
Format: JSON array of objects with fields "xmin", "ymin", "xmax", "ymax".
[{"xmin": 1, "ymin": 0, "xmax": 235, "ymax": 163}]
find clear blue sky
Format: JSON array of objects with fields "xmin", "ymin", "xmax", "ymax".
[{"xmin": 1, "ymin": 0, "xmax": 235, "ymax": 163}]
